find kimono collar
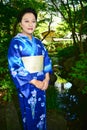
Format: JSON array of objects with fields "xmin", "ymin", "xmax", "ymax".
[
  {"xmin": 16, "ymin": 33, "xmax": 33, "ymax": 40},
  {"xmin": 15, "ymin": 33, "xmax": 37, "ymax": 55}
]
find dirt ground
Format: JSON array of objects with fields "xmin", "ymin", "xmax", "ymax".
[{"xmin": 47, "ymin": 110, "xmax": 67, "ymax": 130}]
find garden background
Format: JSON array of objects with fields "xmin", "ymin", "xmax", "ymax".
[{"xmin": 0, "ymin": 0, "xmax": 87, "ymax": 130}]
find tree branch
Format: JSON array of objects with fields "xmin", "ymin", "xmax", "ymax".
[{"xmin": 41, "ymin": 13, "xmax": 53, "ymax": 41}]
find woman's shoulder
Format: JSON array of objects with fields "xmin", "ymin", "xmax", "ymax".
[
  {"xmin": 34, "ymin": 37, "xmax": 45, "ymax": 49},
  {"xmin": 10, "ymin": 33, "xmax": 26, "ymax": 43},
  {"xmin": 34, "ymin": 37, "xmax": 41, "ymax": 42},
  {"xmin": 9, "ymin": 34, "xmax": 23, "ymax": 48},
  {"xmin": 34, "ymin": 37, "xmax": 44, "ymax": 45},
  {"xmin": 10, "ymin": 34, "xmax": 19, "ymax": 41}
]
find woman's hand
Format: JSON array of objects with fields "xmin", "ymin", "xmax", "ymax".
[
  {"xmin": 42, "ymin": 79, "xmax": 49, "ymax": 90},
  {"xmin": 29, "ymin": 73, "xmax": 50, "ymax": 90},
  {"xmin": 42, "ymin": 72, "xmax": 50, "ymax": 90},
  {"xmin": 29, "ymin": 79, "xmax": 44, "ymax": 90}
]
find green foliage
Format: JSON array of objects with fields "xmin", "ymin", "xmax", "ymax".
[
  {"xmin": 0, "ymin": 57, "xmax": 16, "ymax": 102},
  {"xmin": 57, "ymin": 45, "xmax": 76, "ymax": 60},
  {"xmin": 56, "ymin": 21, "xmax": 70, "ymax": 38},
  {"xmin": 0, "ymin": 56, "xmax": 16, "ymax": 101},
  {"xmin": 70, "ymin": 53, "xmax": 87, "ymax": 94},
  {"xmin": 0, "ymin": 73, "xmax": 16, "ymax": 101},
  {"xmin": 46, "ymin": 85, "xmax": 58, "ymax": 110},
  {"xmin": 0, "ymin": 33, "xmax": 14, "ymax": 101},
  {"xmin": 48, "ymin": 0, "xmax": 87, "ymax": 54}
]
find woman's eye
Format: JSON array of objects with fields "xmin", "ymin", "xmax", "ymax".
[
  {"xmin": 25, "ymin": 21, "xmax": 29, "ymax": 22},
  {"xmin": 32, "ymin": 21, "xmax": 36, "ymax": 23}
]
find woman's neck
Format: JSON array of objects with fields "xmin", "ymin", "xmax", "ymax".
[{"xmin": 22, "ymin": 32, "xmax": 32, "ymax": 40}]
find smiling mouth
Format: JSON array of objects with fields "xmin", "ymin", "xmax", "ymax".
[{"xmin": 28, "ymin": 28, "xmax": 33, "ymax": 30}]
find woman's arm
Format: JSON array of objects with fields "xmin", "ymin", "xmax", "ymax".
[{"xmin": 29, "ymin": 73, "xmax": 50, "ymax": 90}]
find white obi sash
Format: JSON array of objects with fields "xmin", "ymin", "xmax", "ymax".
[{"xmin": 22, "ymin": 55, "xmax": 44, "ymax": 73}]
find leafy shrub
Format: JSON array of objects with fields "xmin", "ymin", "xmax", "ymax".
[
  {"xmin": 70, "ymin": 53, "xmax": 87, "ymax": 94},
  {"xmin": 46, "ymin": 85, "xmax": 58, "ymax": 110},
  {"xmin": 0, "ymin": 35, "xmax": 15, "ymax": 101},
  {"xmin": 57, "ymin": 45, "xmax": 76, "ymax": 60}
]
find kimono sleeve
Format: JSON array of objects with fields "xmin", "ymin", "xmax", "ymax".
[
  {"xmin": 43, "ymin": 46, "xmax": 53, "ymax": 74},
  {"xmin": 8, "ymin": 38, "xmax": 34, "ymax": 88}
]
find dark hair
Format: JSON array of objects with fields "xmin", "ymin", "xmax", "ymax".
[{"xmin": 17, "ymin": 7, "xmax": 37, "ymax": 23}]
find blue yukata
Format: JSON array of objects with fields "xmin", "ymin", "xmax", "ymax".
[{"xmin": 8, "ymin": 33, "xmax": 52, "ymax": 130}]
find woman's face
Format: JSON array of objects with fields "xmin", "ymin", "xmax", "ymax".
[{"xmin": 20, "ymin": 13, "xmax": 37, "ymax": 38}]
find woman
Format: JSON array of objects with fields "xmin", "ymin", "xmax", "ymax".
[{"xmin": 8, "ymin": 8, "xmax": 52, "ymax": 130}]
